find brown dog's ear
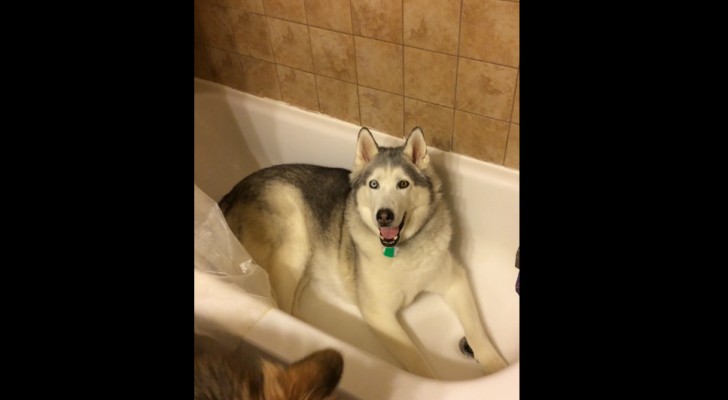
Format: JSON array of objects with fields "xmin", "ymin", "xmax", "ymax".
[
  {"xmin": 355, "ymin": 127, "xmax": 379, "ymax": 167},
  {"xmin": 285, "ymin": 349, "xmax": 344, "ymax": 400},
  {"xmin": 260, "ymin": 360, "xmax": 288, "ymax": 400},
  {"xmin": 403, "ymin": 127, "xmax": 429, "ymax": 168}
]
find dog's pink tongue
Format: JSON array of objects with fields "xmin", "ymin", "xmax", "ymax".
[{"xmin": 379, "ymin": 227, "xmax": 399, "ymax": 239}]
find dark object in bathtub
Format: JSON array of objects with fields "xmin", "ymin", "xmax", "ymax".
[
  {"xmin": 515, "ymin": 247, "xmax": 519, "ymax": 295},
  {"xmin": 460, "ymin": 249, "xmax": 519, "ymax": 361},
  {"xmin": 459, "ymin": 337, "xmax": 475, "ymax": 359}
]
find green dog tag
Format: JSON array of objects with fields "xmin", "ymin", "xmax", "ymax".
[{"xmin": 383, "ymin": 246, "xmax": 397, "ymax": 258}]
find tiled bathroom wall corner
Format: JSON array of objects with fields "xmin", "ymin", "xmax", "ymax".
[{"xmin": 195, "ymin": 0, "xmax": 520, "ymax": 170}]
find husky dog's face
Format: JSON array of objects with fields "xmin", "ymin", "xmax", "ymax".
[{"xmin": 350, "ymin": 127, "xmax": 440, "ymax": 247}]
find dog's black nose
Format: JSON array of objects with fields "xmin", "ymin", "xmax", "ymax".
[{"xmin": 376, "ymin": 209, "xmax": 394, "ymax": 226}]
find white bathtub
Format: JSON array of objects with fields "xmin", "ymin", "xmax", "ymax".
[{"xmin": 194, "ymin": 78, "xmax": 519, "ymax": 399}]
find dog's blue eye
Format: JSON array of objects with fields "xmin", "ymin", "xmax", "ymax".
[
  {"xmin": 369, "ymin": 180, "xmax": 379, "ymax": 189},
  {"xmin": 397, "ymin": 180, "xmax": 409, "ymax": 189}
]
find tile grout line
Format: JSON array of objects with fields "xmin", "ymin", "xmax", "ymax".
[
  {"xmin": 201, "ymin": 44, "xmax": 513, "ymax": 125},
  {"xmin": 350, "ymin": 0, "xmax": 363, "ymax": 128},
  {"xmin": 263, "ymin": 13, "xmax": 284, "ymax": 101},
  {"xmin": 198, "ymin": 6, "xmax": 518, "ymax": 71},
  {"xmin": 221, "ymin": 6, "xmax": 249, "ymax": 92},
  {"xmin": 204, "ymin": 1, "xmax": 518, "ymax": 70},
  {"xmin": 451, "ymin": 0, "xmax": 466, "ymax": 153},
  {"xmin": 503, "ymin": 68, "xmax": 520, "ymax": 165},
  {"xmin": 401, "ymin": 0, "xmax": 406, "ymax": 138},
  {"xmin": 238, "ymin": 49, "xmax": 517, "ymax": 126},
  {"xmin": 263, "ymin": 3, "xmax": 305, "ymax": 104},
  {"xmin": 263, "ymin": 14, "xmax": 277, "ymax": 65},
  {"xmin": 222, "ymin": 5, "xmax": 240, "ymax": 55},
  {"xmin": 347, "ymin": 33, "xmax": 519, "ymax": 70},
  {"xmin": 224, "ymin": 8, "xmax": 354, "ymax": 36},
  {"xmin": 302, "ymin": 2, "xmax": 322, "ymax": 113},
  {"xmin": 503, "ymin": 122, "xmax": 515, "ymax": 167}
]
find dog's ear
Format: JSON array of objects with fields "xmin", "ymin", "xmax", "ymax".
[
  {"xmin": 260, "ymin": 360, "xmax": 288, "ymax": 399},
  {"xmin": 282, "ymin": 349, "xmax": 344, "ymax": 400},
  {"xmin": 355, "ymin": 127, "xmax": 379, "ymax": 167},
  {"xmin": 403, "ymin": 127, "xmax": 429, "ymax": 168}
]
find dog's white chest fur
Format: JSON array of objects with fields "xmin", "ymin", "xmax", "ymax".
[{"xmin": 357, "ymin": 247, "xmax": 446, "ymax": 305}]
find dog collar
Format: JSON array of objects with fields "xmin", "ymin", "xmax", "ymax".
[{"xmin": 383, "ymin": 246, "xmax": 399, "ymax": 258}]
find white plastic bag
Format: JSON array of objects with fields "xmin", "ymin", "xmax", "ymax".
[{"xmin": 194, "ymin": 185, "xmax": 276, "ymax": 338}]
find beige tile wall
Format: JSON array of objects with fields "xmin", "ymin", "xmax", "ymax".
[{"xmin": 195, "ymin": 0, "xmax": 519, "ymax": 169}]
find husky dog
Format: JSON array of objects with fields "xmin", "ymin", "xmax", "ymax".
[
  {"xmin": 219, "ymin": 127, "xmax": 507, "ymax": 378},
  {"xmin": 194, "ymin": 333, "xmax": 343, "ymax": 400}
]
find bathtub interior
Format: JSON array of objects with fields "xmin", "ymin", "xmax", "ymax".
[{"xmin": 194, "ymin": 79, "xmax": 519, "ymax": 381}]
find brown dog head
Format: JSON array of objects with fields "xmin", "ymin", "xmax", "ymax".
[{"xmin": 194, "ymin": 333, "xmax": 344, "ymax": 400}]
